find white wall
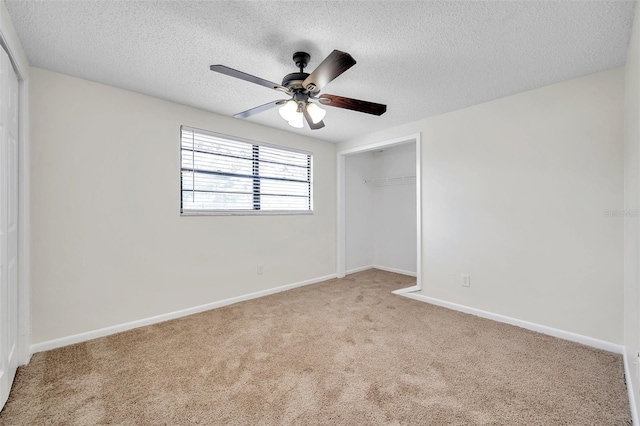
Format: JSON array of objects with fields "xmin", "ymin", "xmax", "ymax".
[
  {"xmin": 624, "ymin": 3, "xmax": 640, "ymax": 420},
  {"xmin": 339, "ymin": 68, "xmax": 625, "ymax": 344},
  {"xmin": 29, "ymin": 67, "xmax": 336, "ymax": 344},
  {"xmin": 345, "ymin": 152, "xmax": 374, "ymax": 272},
  {"xmin": 345, "ymin": 144, "xmax": 417, "ymax": 275},
  {"xmin": 372, "ymin": 144, "xmax": 416, "ymax": 274}
]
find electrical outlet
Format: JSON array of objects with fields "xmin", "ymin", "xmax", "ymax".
[
  {"xmin": 257, "ymin": 265, "xmax": 264, "ymax": 275},
  {"xmin": 461, "ymin": 274, "xmax": 471, "ymax": 287}
]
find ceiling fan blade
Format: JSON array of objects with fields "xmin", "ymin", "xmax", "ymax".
[
  {"xmin": 302, "ymin": 107, "xmax": 325, "ymax": 130},
  {"xmin": 234, "ymin": 99, "xmax": 288, "ymax": 119},
  {"xmin": 302, "ymin": 50, "xmax": 356, "ymax": 93},
  {"xmin": 210, "ymin": 65, "xmax": 290, "ymax": 93},
  {"xmin": 318, "ymin": 94, "xmax": 387, "ymax": 116}
]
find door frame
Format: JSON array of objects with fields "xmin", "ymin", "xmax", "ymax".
[
  {"xmin": 337, "ymin": 133, "xmax": 421, "ymax": 293},
  {"xmin": 1, "ymin": 4, "xmax": 31, "ymax": 365}
]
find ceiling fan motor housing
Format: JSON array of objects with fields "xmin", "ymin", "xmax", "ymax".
[{"xmin": 282, "ymin": 72, "xmax": 309, "ymax": 90}]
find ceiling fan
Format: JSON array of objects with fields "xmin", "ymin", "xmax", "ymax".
[{"xmin": 210, "ymin": 50, "xmax": 387, "ymax": 130}]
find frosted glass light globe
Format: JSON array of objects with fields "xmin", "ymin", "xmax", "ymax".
[
  {"xmin": 288, "ymin": 112, "xmax": 304, "ymax": 128},
  {"xmin": 306, "ymin": 102, "xmax": 326, "ymax": 124},
  {"xmin": 278, "ymin": 100, "xmax": 298, "ymax": 122}
]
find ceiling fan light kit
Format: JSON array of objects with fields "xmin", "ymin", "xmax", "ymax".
[
  {"xmin": 210, "ymin": 49, "xmax": 387, "ymax": 130},
  {"xmin": 279, "ymin": 100, "xmax": 326, "ymax": 128}
]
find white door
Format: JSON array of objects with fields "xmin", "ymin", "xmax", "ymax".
[{"xmin": 0, "ymin": 46, "xmax": 19, "ymax": 409}]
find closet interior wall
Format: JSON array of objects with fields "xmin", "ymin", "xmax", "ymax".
[{"xmin": 345, "ymin": 142, "xmax": 417, "ymax": 276}]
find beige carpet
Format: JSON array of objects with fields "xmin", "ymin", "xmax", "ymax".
[{"xmin": 0, "ymin": 269, "xmax": 631, "ymax": 425}]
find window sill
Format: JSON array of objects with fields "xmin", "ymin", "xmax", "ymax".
[{"xmin": 181, "ymin": 209, "xmax": 314, "ymax": 216}]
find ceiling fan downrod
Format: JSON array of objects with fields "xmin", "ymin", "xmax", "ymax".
[{"xmin": 293, "ymin": 51, "xmax": 310, "ymax": 73}]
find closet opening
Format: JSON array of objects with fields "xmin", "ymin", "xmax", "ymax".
[{"xmin": 337, "ymin": 134, "xmax": 421, "ymax": 294}]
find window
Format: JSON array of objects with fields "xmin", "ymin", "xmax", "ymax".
[{"xmin": 180, "ymin": 126, "xmax": 313, "ymax": 215}]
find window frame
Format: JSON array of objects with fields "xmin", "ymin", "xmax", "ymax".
[{"xmin": 180, "ymin": 126, "xmax": 314, "ymax": 216}]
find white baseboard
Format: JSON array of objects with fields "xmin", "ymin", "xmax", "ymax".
[
  {"xmin": 392, "ymin": 285, "xmax": 421, "ymax": 295},
  {"xmin": 372, "ymin": 265, "xmax": 417, "ymax": 277},
  {"xmin": 624, "ymin": 351, "xmax": 639, "ymax": 425},
  {"xmin": 30, "ymin": 273, "xmax": 337, "ymax": 355},
  {"xmin": 346, "ymin": 265, "xmax": 417, "ymax": 278},
  {"xmin": 398, "ymin": 292, "xmax": 624, "ymax": 354},
  {"xmin": 346, "ymin": 265, "xmax": 374, "ymax": 275},
  {"xmin": 347, "ymin": 265, "xmax": 419, "ymax": 294}
]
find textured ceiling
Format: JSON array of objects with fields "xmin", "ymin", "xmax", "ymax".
[{"xmin": 5, "ymin": 0, "xmax": 636, "ymax": 143}]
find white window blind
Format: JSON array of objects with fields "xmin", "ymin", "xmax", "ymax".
[{"xmin": 180, "ymin": 126, "xmax": 313, "ymax": 214}]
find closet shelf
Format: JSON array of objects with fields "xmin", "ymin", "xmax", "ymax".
[{"xmin": 363, "ymin": 175, "xmax": 416, "ymax": 185}]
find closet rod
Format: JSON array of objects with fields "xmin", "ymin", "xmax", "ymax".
[{"xmin": 363, "ymin": 175, "xmax": 416, "ymax": 184}]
